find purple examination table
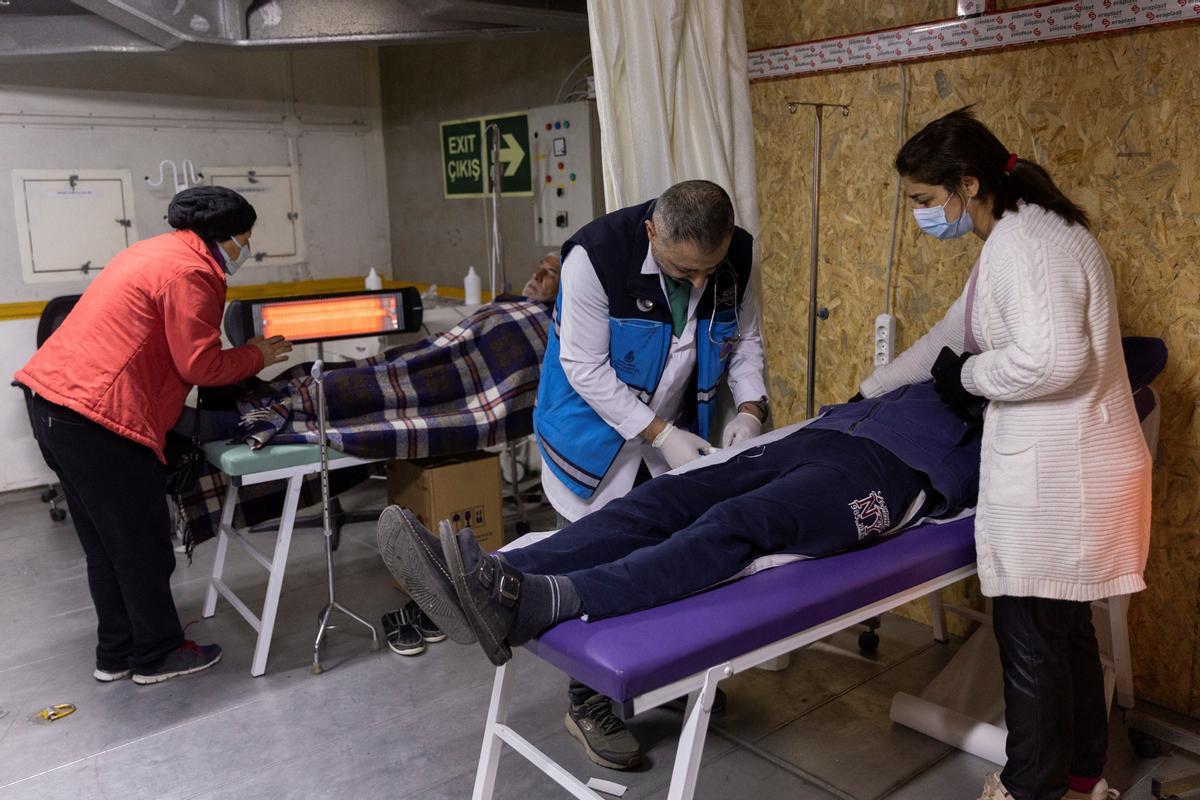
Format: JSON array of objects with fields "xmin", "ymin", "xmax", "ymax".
[
  {"xmin": 471, "ymin": 517, "xmax": 978, "ymax": 800},
  {"xmin": 470, "ymin": 339, "xmax": 1163, "ymax": 799}
]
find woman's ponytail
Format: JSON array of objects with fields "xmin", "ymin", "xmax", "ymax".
[{"xmin": 896, "ymin": 107, "xmax": 1089, "ymax": 229}]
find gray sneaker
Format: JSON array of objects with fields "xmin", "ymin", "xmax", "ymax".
[
  {"xmin": 132, "ymin": 641, "xmax": 221, "ymax": 685},
  {"xmin": 564, "ymin": 694, "xmax": 644, "ymax": 771}
]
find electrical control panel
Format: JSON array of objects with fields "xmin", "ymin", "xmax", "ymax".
[{"xmin": 529, "ymin": 102, "xmax": 604, "ymax": 247}]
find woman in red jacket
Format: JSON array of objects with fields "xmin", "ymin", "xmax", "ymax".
[{"xmin": 15, "ymin": 187, "xmax": 291, "ymax": 685}]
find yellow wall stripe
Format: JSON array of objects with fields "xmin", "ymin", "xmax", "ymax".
[
  {"xmin": 0, "ymin": 277, "xmax": 486, "ymax": 322},
  {"xmin": 0, "ymin": 301, "xmax": 54, "ymax": 322}
]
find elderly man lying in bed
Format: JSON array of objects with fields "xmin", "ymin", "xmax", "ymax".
[{"xmin": 378, "ymin": 380, "xmax": 982, "ymax": 668}]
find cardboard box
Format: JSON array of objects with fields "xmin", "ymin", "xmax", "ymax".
[{"xmin": 386, "ymin": 451, "xmax": 505, "ymax": 551}]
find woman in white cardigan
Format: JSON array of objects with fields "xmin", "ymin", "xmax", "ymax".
[{"xmin": 861, "ymin": 108, "xmax": 1151, "ymax": 800}]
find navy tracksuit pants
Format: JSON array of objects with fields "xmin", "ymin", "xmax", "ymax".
[{"xmin": 504, "ymin": 428, "xmax": 932, "ymax": 619}]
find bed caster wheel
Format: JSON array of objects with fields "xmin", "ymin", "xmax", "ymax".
[
  {"xmin": 41, "ymin": 488, "xmax": 59, "ymax": 504},
  {"xmin": 49, "ymin": 508, "xmax": 67, "ymax": 522},
  {"xmin": 1129, "ymin": 727, "xmax": 1162, "ymax": 759},
  {"xmin": 858, "ymin": 630, "xmax": 880, "ymax": 654}
]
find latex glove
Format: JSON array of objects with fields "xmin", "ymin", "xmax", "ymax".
[
  {"xmin": 721, "ymin": 412, "xmax": 763, "ymax": 448},
  {"xmin": 930, "ymin": 346, "xmax": 986, "ymax": 421},
  {"xmin": 653, "ymin": 424, "xmax": 713, "ymax": 470}
]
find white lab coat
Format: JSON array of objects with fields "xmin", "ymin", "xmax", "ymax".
[{"xmin": 543, "ymin": 245, "xmax": 767, "ymax": 522}]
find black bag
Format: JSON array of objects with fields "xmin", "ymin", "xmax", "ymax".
[
  {"xmin": 165, "ymin": 404, "xmax": 205, "ymax": 496},
  {"xmin": 165, "ymin": 406, "xmax": 206, "ymax": 559},
  {"xmin": 166, "ymin": 379, "xmax": 265, "ymax": 496}
]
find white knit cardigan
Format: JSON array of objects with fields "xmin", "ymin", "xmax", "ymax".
[{"xmin": 862, "ymin": 203, "xmax": 1151, "ymax": 601}]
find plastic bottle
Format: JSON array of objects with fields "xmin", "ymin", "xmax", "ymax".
[
  {"xmin": 464, "ymin": 266, "xmax": 482, "ymax": 305},
  {"xmin": 365, "ymin": 267, "xmax": 383, "ymax": 291}
]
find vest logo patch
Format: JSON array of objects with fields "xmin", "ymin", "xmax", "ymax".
[
  {"xmin": 624, "ymin": 350, "xmax": 636, "ymax": 363},
  {"xmin": 849, "ymin": 490, "xmax": 890, "ymax": 539},
  {"xmin": 716, "ymin": 286, "xmax": 736, "ymax": 307}
]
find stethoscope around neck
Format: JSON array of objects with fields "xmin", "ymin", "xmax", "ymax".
[
  {"xmin": 707, "ymin": 262, "xmax": 742, "ymax": 357},
  {"xmin": 635, "ymin": 261, "xmax": 742, "ymax": 355}
]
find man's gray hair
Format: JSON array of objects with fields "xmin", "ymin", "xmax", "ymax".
[{"xmin": 652, "ymin": 180, "xmax": 735, "ymax": 251}]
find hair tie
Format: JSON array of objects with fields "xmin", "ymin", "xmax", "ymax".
[{"xmin": 1003, "ymin": 153, "xmax": 1019, "ymax": 175}]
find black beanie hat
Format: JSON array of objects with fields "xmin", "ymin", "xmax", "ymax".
[{"xmin": 167, "ymin": 186, "xmax": 257, "ymax": 243}]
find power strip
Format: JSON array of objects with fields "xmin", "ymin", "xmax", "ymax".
[{"xmin": 874, "ymin": 313, "xmax": 895, "ymax": 366}]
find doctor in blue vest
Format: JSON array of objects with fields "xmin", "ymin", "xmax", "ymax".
[{"xmin": 534, "ymin": 179, "xmax": 768, "ymax": 770}]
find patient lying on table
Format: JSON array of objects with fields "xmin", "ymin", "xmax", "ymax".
[{"xmin": 378, "ymin": 381, "xmax": 983, "ymax": 666}]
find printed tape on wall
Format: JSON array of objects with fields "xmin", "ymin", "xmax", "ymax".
[{"xmin": 748, "ymin": 0, "xmax": 1200, "ymax": 81}]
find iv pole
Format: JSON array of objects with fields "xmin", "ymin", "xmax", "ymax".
[
  {"xmin": 311, "ymin": 352, "xmax": 378, "ymax": 674},
  {"xmin": 786, "ymin": 100, "xmax": 849, "ymax": 420},
  {"xmin": 485, "ymin": 123, "xmax": 529, "ymax": 532},
  {"xmin": 486, "ymin": 123, "xmax": 507, "ymax": 298}
]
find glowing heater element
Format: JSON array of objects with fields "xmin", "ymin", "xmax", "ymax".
[
  {"xmin": 259, "ymin": 295, "xmax": 399, "ymax": 342},
  {"xmin": 225, "ymin": 287, "xmax": 424, "ymax": 346}
]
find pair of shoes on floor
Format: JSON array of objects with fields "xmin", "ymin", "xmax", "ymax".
[
  {"xmin": 980, "ymin": 772, "xmax": 1120, "ymax": 800},
  {"xmin": 376, "ymin": 506, "xmax": 519, "ymax": 665},
  {"xmin": 94, "ymin": 641, "xmax": 222, "ymax": 685},
  {"xmin": 376, "ymin": 507, "xmax": 478, "ymax": 646},
  {"xmin": 382, "ymin": 600, "xmax": 446, "ymax": 656},
  {"xmin": 565, "ymin": 693, "xmax": 644, "ymax": 771},
  {"xmin": 663, "ymin": 686, "xmax": 728, "ymax": 715},
  {"xmin": 374, "ymin": 506, "xmax": 527, "ymax": 666}
]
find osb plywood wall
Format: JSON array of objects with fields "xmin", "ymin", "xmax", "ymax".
[{"xmin": 745, "ymin": 1, "xmax": 1200, "ymax": 716}]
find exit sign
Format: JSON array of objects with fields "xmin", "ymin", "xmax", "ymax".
[{"xmin": 440, "ymin": 111, "xmax": 531, "ymax": 199}]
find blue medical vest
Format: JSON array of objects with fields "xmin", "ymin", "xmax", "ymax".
[{"xmin": 535, "ymin": 200, "xmax": 753, "ymax": 499}]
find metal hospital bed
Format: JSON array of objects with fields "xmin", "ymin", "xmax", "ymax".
[
  {"xmin": 201, "ymin": 288, "xmax": 545, "ymax": 676},
  {"xmin": 470, "ymin": 338, "xmax": 1167, "ymax": 800},
  {"xmin": 200, "ymin": 436, "xmax": 386, "ymax": 676},
  {"xmin": 202, "ymin": 288, "xmax": 420, "ymax": 676}
]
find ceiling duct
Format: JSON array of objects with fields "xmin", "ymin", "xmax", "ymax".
[{"xmin": 0, "ymin": 0, "xmax": 587, "ymax": 60}]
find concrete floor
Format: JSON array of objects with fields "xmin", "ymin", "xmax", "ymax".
[{"xmin": 0, "ymin": 482, "xmax": 1195, "ymax": 800}]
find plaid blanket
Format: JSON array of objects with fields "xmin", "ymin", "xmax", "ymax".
[{"xmin": 179, "ymin": 301, "xmax": 550, "ymax": 550}]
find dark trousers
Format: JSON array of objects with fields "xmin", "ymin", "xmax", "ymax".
[
  {"xmin": 508, "ymin": 429, "xmax": 930, "ymax": 618},
  {"xmin": 561, "ymin": 461, "xmax": 653, "ymax": 705},
  {"xmin": 994, "ymin": 596, "xmax": 1108, "ymax": 800},
  {"xmin": 31, "ymin": 394, "xmax": 184, "ymax": 670}
]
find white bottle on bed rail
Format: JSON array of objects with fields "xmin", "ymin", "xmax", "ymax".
[
  {"xmin": 365, "ymin": 267, "xmax": 383, "ymax": 291},
  {"xmin": 464, "ymin": 266, "xmax": 482, "ymax": 305}
]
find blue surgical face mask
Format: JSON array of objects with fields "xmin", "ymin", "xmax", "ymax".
[{"xmin": 913, "ymin": 192, "xmax": 974, "ymax": 240}]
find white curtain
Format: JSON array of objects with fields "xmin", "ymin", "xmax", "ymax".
[{"xmin": 587, "ymin": 0, "xmax": 760, "ymax": 236}]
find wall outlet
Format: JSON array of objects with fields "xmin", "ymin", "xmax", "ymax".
[{"xmin": 874, "ymin": 313, "xmax": 895, "ymax": 366}]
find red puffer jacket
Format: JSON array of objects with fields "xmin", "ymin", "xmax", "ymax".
[{"xmin": 15, "ymin": 229, "xmax": 264, "ymax": 461}]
